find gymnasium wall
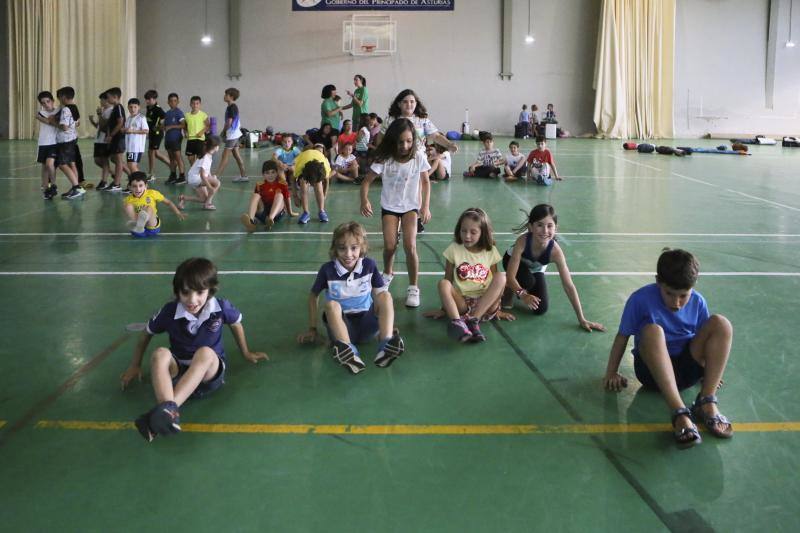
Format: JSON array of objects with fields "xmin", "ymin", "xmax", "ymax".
[
  {"xmin": 674, "ymin": 0, "xmax": 800, "ymax": 137},
  {"xmin": 135, "ymin": 0, "xmax": 600, "ymax": 137}
]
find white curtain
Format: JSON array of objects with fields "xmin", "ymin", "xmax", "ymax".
[
  {"xmin": 7, "ymin": 0, "xmax": 136, "ymax": 139},
  {"xmin": 593, "ymin": 0, "xmax": 675, "ymax": 139}
]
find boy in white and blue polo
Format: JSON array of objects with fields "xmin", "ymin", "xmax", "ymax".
[
  {"xmin": 121, "ymin": 258, "xmax": 267, "ymax": 442},
  {"xmin": 299, "ymin": 222, "xmax": 404, "ymax": 374}
]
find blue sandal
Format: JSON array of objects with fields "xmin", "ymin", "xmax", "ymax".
[
  {"xmin": 691, "ymin": 394, "xmax": 734, "ymax": 439},
  {"xmin": 671, "ymin": 407, "xmax": 702, "ymax": 449}
]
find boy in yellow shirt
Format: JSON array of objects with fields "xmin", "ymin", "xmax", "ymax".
[
  {"xmin": 124, "ymin": 171, "xmax": 186, "ymax": 237},
  {"xmin": 183, "ymin": 95, "xmax": 210, "ymax": 168}
]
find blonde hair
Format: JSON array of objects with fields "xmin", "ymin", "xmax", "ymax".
[{"xmin": 329, "ymin": 221, "xmax": 369, "ymax": 259}]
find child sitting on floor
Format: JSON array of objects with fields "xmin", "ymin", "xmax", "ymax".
[
  {"xmin": 297, "ymin": 221, "xmax": 405, "ymax": 374},
  {"xmin": 425, "ymin": 208, "xmax": 510, "ymax": 342},
  {"xmin": 241, "ymin": 160, "xmax": 297, "ymax": 232},
  {"xmin": 464, "ymin": 131, "xmax": 505, "ymax": 178},
  {"xmin": 525, "ymin": 136, "xmax": 561, "ymax": 184},
  {"xmin": 603, "ymin": 248, "xmax": 734, "ymax": 449},
  {"xmin": 426, "ymin": 143, "xmax": 451, "ymax": 181},
  {"xmin": 504, "ymin": 140, "xmax": 526, "ymax": 182},
  {"xmin": 123, "ymin": 171, "xmax": 185, "ymax": 237},
  {"xmin": 121, "ymin": 257, "xmax": 267, "ymax": 442},
  {"xmin": 332, "ymin": 142, "xmax": 359, "ymax": 183},
  {"xmin": 502, "ymin": 204, "xmax": 603, "ymax": 331}
]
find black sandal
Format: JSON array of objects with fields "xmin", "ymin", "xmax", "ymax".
[
  {"xmin": 671, "ymin": 407, "xmax": 702, "ymax": 449},
  {"xmin": 691, "ymin": 394, "xmax": 734, "ymax": 439}
]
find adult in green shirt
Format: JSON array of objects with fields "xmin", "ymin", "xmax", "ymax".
[
  {"xmin": 345, "ymin": 74, "xmax": 368, "ymax": 126},
  {"xmin": 320, "ymin": 84, "xmax": 342, "ymax": 132}
]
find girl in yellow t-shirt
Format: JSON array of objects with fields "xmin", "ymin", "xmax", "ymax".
[{"xmin": 427, "ymin": 207, "xmax": 512, "ymax": 343}]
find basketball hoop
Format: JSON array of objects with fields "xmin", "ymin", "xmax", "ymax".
[{"xmin": 360, "ymin": 44, "xmax": 376, "ymax": 54}]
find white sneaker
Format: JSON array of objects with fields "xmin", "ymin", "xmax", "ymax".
[
  {"xmin": 232, "ymin": 175, "xmax": 250, "ymax": 183},
  {"xmin": 382, "ymin": 273, "xmax": 394, "ymax": 287},
  {"xmin": 405, "ymin": 285, "xmax": 420, "ymax": 308}
]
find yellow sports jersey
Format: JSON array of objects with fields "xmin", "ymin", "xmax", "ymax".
[
  {"xmin": 124, "ymin": 189, "xmax": 165, "ymax": 228},
  {"xmin": 294, "ymin": 149, "xmax": 331, "ymax": 180},
  {"xmin": 185, "ymin": 110, "xmax": 208, "ymax": 140}
]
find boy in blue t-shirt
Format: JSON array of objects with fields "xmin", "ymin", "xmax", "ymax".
[
  {"xmin": 297, "ymin": 221, "xmax": 404, "ymax": 374},
  {"xmin": 603, "ymin": 249, "xmax": 734, "ymax": 448},
  {"xmin": 121, "ymin": 258, "xmax": 267, "ymax": 442},
  {"xmin": 273, "ymin": 135, "xmax": 302, "ymax": 207}
]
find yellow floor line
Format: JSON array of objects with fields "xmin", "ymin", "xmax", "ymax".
[{"xmin": 34, "ymin": 420, "xmax": 800, "ymax": 435}]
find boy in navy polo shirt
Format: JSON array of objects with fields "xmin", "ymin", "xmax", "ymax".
[
  {"xmin": 121, "ymin": 257, "xmax": 267, "ymax": 442},
  {"xmin": 297, "ymin": 221, "xmax": 404, "ymax": 374},
  {"xmin": 603, "ymin": 249, "xmax": 734, "ymax": 449}
]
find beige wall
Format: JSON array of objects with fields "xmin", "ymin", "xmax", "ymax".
[{"xmin": 136, "ymin": 0, "xmax": 601, "ymax": 136}]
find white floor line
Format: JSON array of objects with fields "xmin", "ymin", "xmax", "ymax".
[
  {"xmin": 610, "ymin": 154, "xmax": 800, "ymax": 212},
  {"xmin": 500, "ymin": 180, "xmax": 533, "ymax": 212},
  {"xmin": 607, "ymin": 154, "xmax": 664, "ymax": 172},
  {"xmin": 0, "ymin": 270, "xmax": 797, "ymax": 277},
  {"xmin": 722, "ymin": 188, "xmax": 800, "ymax": 213},
  {"xmin": 0, "ymin": 230, "xmax": 799, "ymax": 238}
]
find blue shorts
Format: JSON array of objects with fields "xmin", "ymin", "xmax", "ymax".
[
  {"xmin": 171, "ymin": 352, "xmax": 226, "ymax": 399},
  {"xmin": 323, "ymin": 307, "xmax": 379, "ymax": 344},
  {"xmin": 634, "ymin": 343, "xmax": 704, "ymax": 391}
]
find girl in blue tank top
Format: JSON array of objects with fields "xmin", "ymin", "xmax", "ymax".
[{"xmin": 502, "ymin": 204, "xmax": 605, "ymax": 332}]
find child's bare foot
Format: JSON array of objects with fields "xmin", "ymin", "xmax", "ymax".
[
  {"xmin": 202, "ymin": 203, "xmax": 217, "ymax": 211},
  {"xmin": 177, "ymin": 195, "xmax": 185, "ymax": 210}
]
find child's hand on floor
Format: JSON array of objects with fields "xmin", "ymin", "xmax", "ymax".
[
  {"xmin": 244, "ymin": 350, "xmax": 269, "ymax": 363},
  {"xmin": 120, "ymin": 365, "xmax": 142, "ymax": 390}
]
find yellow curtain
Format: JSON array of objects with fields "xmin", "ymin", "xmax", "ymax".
[
  {"xmin": 7, "ymin": 0, "xmax": 136, "ymax": 139},
  {"xmin": 593, "ymin": 0, "xmax": 675, "ymax": 139}
]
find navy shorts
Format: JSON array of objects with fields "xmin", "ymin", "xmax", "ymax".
[
  {"xmin": 165, "ymin": 137, "xmax": 182, "ymax": 152},
  {"xmin": 172, "ymin": 352, "xmax": 226, "ymax": 399},
  {"xmin": 37, "ymin": 144, "xmax": 58, "ymax": 163},
  {"xmin": 127, "ymin": 152, "xmax": 143, "ymax": 163},
  {"xmin": 255, "ymin": 206, "xmax": 285, "ymax": 223},
  {"xmin": 56, "ymin": 140, "xmax": 77, "ymax": 165},
  {"xmin": 323, "ymin": 307, "xmax": 379, "ymax": 344},
  {"xmin": 148, "ymin": 133, "xmax": 163, "ymax": 150},
  {"xmin": 185, "ymin": 139, "xmax": 204, "ymax": 157},
  {"xmin": 381, "ymin": 208, "xmax": 418, "ymax": 218},
  {"xmin": 93, "ymin": 143, "xmax": 109, "ymax": 158},
  {"xmin": 634, "ymin": 343, "xmax": 704, "ymax": 391}
]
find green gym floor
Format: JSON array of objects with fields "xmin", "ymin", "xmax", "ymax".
[{"xmin": 0, "ymin": 137, "xmax": 797, "ymax": 532}]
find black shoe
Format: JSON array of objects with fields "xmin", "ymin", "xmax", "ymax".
[
  {"xmin": 417, "ymin": 219, "xmax": 425, "ymax": 234},
  {"xmin": 174, "ymin": 175, "xmax": 187, "ymax": 185},
  {"xmin": 62, "ymin": 186, "xmax": 86, "ymax": 200},
  {"xmin": 96, "ymin": 181, "xmax": 108, "ymax": 191},
  {"xmin": 134, "ymin": 410, "xmax": 156, "ymax": 442},
  {"xmin": 165, "ymin": 175, "xmax": 177, "ymax": 185}
]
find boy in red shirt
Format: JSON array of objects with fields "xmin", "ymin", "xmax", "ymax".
[
  {"xmin": 241, "ymin": 161, "xmax": 297, "ymax": 232},
  {"xmin": 521, "ymin": 136, "xmax": 561, "ymax": 184}
]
